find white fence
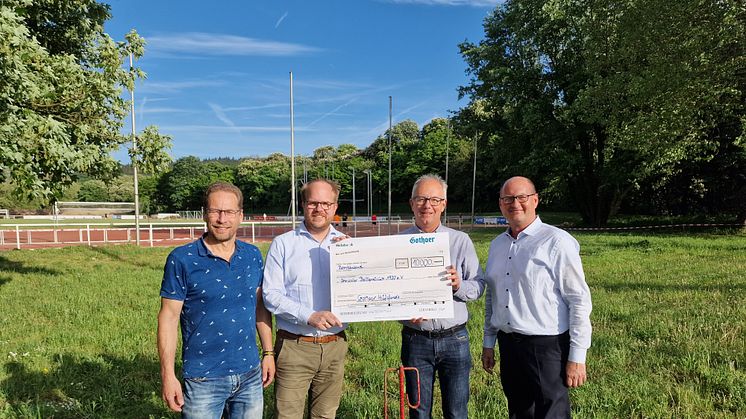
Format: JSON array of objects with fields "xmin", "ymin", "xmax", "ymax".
[
  {"xmin": 0, "ymin": 219, "xmax": 414, "ymax": 250},
  {"xmin": 0, "ymin": 215, "xmax": 502, "ymax": 250}
]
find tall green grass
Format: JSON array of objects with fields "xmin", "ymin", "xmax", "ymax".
[{"xmin": 0, "ymin": 231, "xmax": 744, "ymax": 418}]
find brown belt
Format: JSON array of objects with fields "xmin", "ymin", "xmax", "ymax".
[{"xmin": 277, "ymin": 329, "xmax": 346, "ymax": 344}]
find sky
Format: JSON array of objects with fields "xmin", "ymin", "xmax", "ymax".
[{"xmin": 104, "ymin": 0, "xmax": 499, "ymax": 161}]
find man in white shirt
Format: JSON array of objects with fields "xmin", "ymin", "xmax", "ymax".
[
  {"xmin": 482, "ymin": 176, "xmax": 592, "ymax": 418},
  {"xmin": 262, "ymin": 179, "xmax": 348, "ymax": 419}
]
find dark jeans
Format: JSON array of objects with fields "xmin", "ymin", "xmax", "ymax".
[
  {"xmin": 401, "ymin": 326, "xmax": 472, "ymax": 419},
  {"xmin": 497, "ymin": 330, "xmax": 571, "ymax": 419}
]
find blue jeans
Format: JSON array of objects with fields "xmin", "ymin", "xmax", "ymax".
[
  {"xmin": 401, "ymin": 326, "xmax": 472, "ymax": 419},
  {"xmin": 182, "ymin": 366, "xmax": 264, "ymax": 419}
]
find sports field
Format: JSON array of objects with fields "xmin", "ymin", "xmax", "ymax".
[{"xmin": 0, "ymin": 230, "xmax": 744, "ymax": 418}]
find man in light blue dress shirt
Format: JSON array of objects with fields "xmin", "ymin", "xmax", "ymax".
[
  {"xmin": 482, "ymin": 176, "xmax": 592, "ymax": 418},
  {"xmin": 400, "ymin": 174, "xmax": 485, "ymax": 419},
  {"xmin": 263, "ymin": 179, "xmax": 348, "ymax": 419}
]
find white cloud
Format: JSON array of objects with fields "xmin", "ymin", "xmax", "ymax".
[
  {"xmin": 139, "ymin": 79, "xmax": 226, "ymax": 94},
  {"xmin": 146, "ymin": 32, "xmax": 322, "ymax": 56},
  {"xmin": 275, "ymin": 12, "xmax": 288, "ymax": 28},
  {"xmin": 209, "ymin": 103, "xmax": 238, "ymax": 129},
  {"xmin": 159, "ymin": 125, "xmax": 313, "ymax": 133},
  {"xmin": 139, "ymin": 107, "xmax": 195, "ymax": 115},
  {"xmin": 305, "ymin": 98, "xmax": 358, "ymax": 127}
]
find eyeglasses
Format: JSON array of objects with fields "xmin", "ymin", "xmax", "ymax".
[
  {"xmin": 206, "ymin": 208, "xmax": 241, "ymax": 217},
  {"xmin": 412, "ymin": 196, "xmax": 445, "ymax": 206},
  {"xmin": 305, "ymin": 201, "xmax": 336, "ymax": 210},
  {"xmin": 498, "ymin": 193, "xmax": 537, "ymax": 204}
]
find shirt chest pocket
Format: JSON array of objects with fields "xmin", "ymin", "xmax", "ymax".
[
  {"xmin": 285, "ymin": 263, "xmax": 313, "ymax": 304},
  {"xmin": 526, "ymin": 258, "xmax": 554, "ymax": 292}
]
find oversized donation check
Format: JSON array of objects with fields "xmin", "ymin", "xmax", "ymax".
[{"xmin": 330, "ymin": 232, "xmax": 454, "ymax": 322}]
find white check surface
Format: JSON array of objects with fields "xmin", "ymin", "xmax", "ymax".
[{"xmin": 330, "ymin": 232, "xmax": 454, "ymax": 322}]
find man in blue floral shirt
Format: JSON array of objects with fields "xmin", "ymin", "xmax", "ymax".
[{"xmin": 158, "ymin": 182, "xmax": 275, "ymax": 418}]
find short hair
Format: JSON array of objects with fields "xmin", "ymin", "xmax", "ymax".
[
  {"xmin": 301, "ymin": 178, "xmax": 340, "ymax": 202},
  {"xmin": 411, "ymin": 174, "xmax": 448, "ymax": 200},
  {"xmin": 203, "ymin": 181, "xmax": 244, "ymax": 209},
  {"xmin": 500, "ymin": 176, "xmax": 537, "ymax": 195}
]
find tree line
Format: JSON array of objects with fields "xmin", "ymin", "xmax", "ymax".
[{"xmin": 1, "ymin": 0, "xmax": 743, "ymax": 225}]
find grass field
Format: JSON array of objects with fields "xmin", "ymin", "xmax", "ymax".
[{"xmin": 0, "ymin": 229, "xmax": 744, "ymax": 418}]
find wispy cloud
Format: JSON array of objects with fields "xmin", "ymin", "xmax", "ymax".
[
  {"xmin": 382, "ymin": 0, "xmax": 500, "ymax": 6},
  {"xmin": 349, "ymin": 100, "xmax": 428, "ymax": 142},
  {"xmin": 294, "ymin": 79, "xmax": 376, "ymax": 90},
  {"xmin": 305, "ymin": 99, "xmax": 358, "ymax": 128},
  {"xmin": 222, "ymin": 103, "xmax": 288, "ymax": 112},
  {"xmin": 275, "ymin": 12, "xmax": 288, "ymax": 28},
  {"xmin": 146, "ymin": 32, "xmax": 322, "ymax": 56},
  {"xmin": 139, "ymin": 107, "xmax": 196, "ymax": 115},
  {"xmin": 140, "ymin": 79, "xmax": 226, "ymax": 94},
  {"xmin": 209, "ymin": 103, "xmax": 244, "ymax": 138},
  {"xmin": 137, "ymin": 96, "xmax": 148, "ymax": 126},
  {"xmin": 159, "ymin": 125, "xmax": 313, "ymax": 133}
]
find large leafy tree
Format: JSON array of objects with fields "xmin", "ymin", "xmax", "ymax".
[
  {"xmin": 235, "ymin": 153, "xmax": 291, "ymax": 213},
  {"xmin": 130, "ymin": 125, "xmax": 173, "ymax": 176},
  {"xmin": 458, "ymin": 0, "xmax": 745, "ymax": 225},
  {"xmin": 157, "ymin": 156, "xmax": 235, "ymax": 211},
  {"xmin": 363, "ymin": 120, "xmax": 422, "ymax": 202},
  {"xmin": 0, "ymin": 0, "xmax": 147, "ymax": 201}
]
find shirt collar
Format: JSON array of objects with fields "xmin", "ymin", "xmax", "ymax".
[
  {"xmin": 197, "ymin": 233, "xmax": 247, "ymax": 257},
  {"xmin": 297, "ymin": 221, "xmax": 342, "ymax": 242},
  {"xmin": 413, "ymin": 222, "xmax": 444, "ymax": 234},
  {"xmin": 505, "ymin": 216, "xmax": 543, "ymax": 239}
]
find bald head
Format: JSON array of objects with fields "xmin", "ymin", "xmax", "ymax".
[
  {"xmin": 499, "ymin": 176, "xmax": 539, "ymax": 236},
  {"xmin": 500, "ymin": 176, "xmax": 536, "ymax": 196}
]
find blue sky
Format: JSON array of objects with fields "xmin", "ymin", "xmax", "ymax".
[{"xmin": 104, "ymin": 0, "xmax": 498, "ymax": 161}]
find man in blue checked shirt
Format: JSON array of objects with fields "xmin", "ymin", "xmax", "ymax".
[
  {"xmin": 158, "ymin": 182, "xmax": 275, "ymax": 418},
  {"xmin": 482, "ymin": 176, "xmax": 592, "ymax": 418},
  {"xmin": 400, "ymin": 174, "xmax": 485, "ymax": 419}
]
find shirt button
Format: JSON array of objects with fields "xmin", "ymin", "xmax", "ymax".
[
  {"xmin": 505, "ymin": 305, "xmax": 508, "ymax": 308},
  {"xmin": 505, "ymin": 289, "xmax": 508, "ymax": 292},
  {"xmin": 506, "ymin": 272, "xmax": 510, "ymax": 275},
  {"xmin": 508, "ymin": 257, "xmax": 511, "ymax": 259}
]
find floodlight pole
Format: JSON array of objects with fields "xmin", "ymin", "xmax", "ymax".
[
  {"xmin": 363, "ymin": 169, "xmax": 372, "ymax": 217},
  {"xmin": 129, "ymin": 53, "xmax": 141, "ymax": 246},
  {"xmin": 471, "ymin": 133, "xmax": 477, "ymax": 228},
  {"xmin": 444, "ymin": 119, "xmax": 450, "ymax": 222},
  {"xmin": 387, "ymin": 96, "xmax": 392, "ymax": 233},
  {"xmin": 290, "ymin": 72, "xmax": 297, "ymax": 229},
  {"xmin": 352, "ymin": 167, "xmax": 356, "ymax": 223}
]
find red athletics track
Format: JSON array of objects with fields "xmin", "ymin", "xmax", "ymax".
[{"xmin": 0, "ymin": 222, "xmax": 411, "ymax": 250}]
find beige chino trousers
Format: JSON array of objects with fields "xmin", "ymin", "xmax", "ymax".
[{"xmin": 273, "ymin": 335, "xmax": 348, "ymax": 419}]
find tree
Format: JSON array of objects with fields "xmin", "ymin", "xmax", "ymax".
[
  {"xmin": 157, "ymin": 157, "xmax": 234, "ymax": 211},
  {"xmin": 458, "ymin": 0, "xmax": 745, "ymax": 225},
  {"xmin": 363, "ymin": 120, "xmax": 422, "ymax": 202},
  {"xmin": 235, "ymin": 153, "xmax": 291, "ymax": 213},
  {"xmin": 77, "ymin": 179, "xmax": 109, "ymax": 202},
  {"xmin": 0, "ymin": 1, "xmax": 147, "ymax": 202},
  {"xmin": 129, "ymin": 125, "xmax": 173, "ymax": 175}
]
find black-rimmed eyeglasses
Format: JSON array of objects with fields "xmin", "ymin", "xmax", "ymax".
[
  {"xmin": 305, "ymin": 201, "xmax": 336, "ymax": 210},
  {"xmin": 412, "ymin": 196, "xmax": 445, "ymax": 206},
  {"xmin": 498, "ymin": 193, "xmax": 537, "ymax": 204}
]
